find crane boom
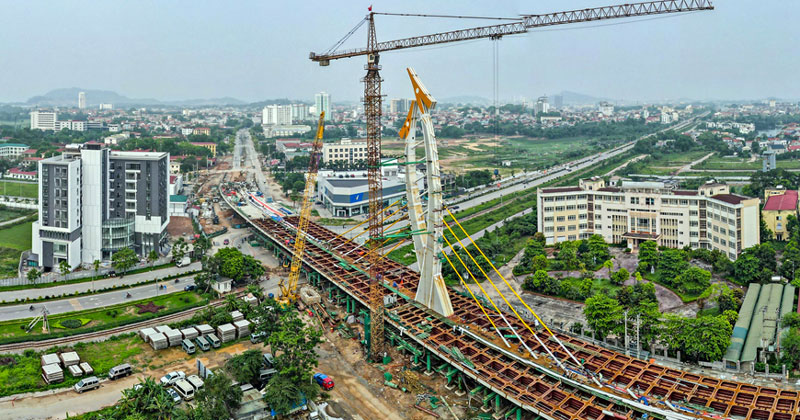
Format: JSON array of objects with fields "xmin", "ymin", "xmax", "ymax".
[
  {"xmin": 310, "ymin": 0, "xmax": 713, "ymax": 63},
  {"xmin": 280, "ymin": 112, "xmax": 325, "ymax": 303}
]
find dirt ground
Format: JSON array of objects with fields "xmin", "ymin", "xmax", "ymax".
[{"xmin": 167, "ymin": 216, "xmax": 194, "ymax": 237}]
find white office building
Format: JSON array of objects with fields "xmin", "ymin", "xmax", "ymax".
[
  {"xmin": 390, "ymin": 98, "xmax": 411, "ymax": 114},
  {"xmin": 535, "ymin": 96, "xmax": 550, "ymax": 114},
  {"xmin": 322, "ymin": 139, "xmax": 368, "ymax": 165},
  {"xmin": 316, "ymin": 163, "xmax": 410, "ymax": 217},
  {"xmin": 0, "ymin": 143, "xmax": 29, "ymax": 158},
  {"xmin": 32, "ymin": 143, "xmax": 170, "ymax": 271},
  {"xmin": 291, "ymin": 104, "xmax": 309, "ymax": 122},
  {"xmin": 78, "ymin": 91, "xmax": 86, "ymax": 109},
  {"xmin": 315, "ymin": 92, "xmax": 331, "ymax": 121},
  {"xmin": 30, "ymin": 110, "xmax": 57, "ymax": 131},
  {"xmin": 262, "ymin": 105, "xmax": 293, "ymax": 125},
  {"xmin": 599, "ymin": 102, "xmax": 614, "ymax": 116}
]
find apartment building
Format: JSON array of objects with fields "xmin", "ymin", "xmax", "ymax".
[
  {"xmin": 30, "ymin": 110, "xmax": 57, "ymax": 131},
  {"xmin": 537, "ymin": 179, "xmax": 760, "ymax": 259},
  {"xmin": 32, "ymin": 143, "xmax": 169, "ymax": 271},
  {"xmin": 762, "ymin": 187, "xmax": 798, "ymax": 241},
  {"xmin": 0, "ymin": 143, "xmax": 29, "ymax": 158},
  {"xmin": 262, "ymin": 105, "xmax": 293, "ymax": 125},
  {"xmin": 322, "ymin": 138, "xmax": 367, "ymax": 165}
]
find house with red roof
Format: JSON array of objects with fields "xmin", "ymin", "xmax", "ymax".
[
  {"xmin": 762, "ymin": 187, "xmax": 799, "ymax": 241},
  {"xmin": 4, "ymin": 167, "xmax": 37, "ymax": 181}
]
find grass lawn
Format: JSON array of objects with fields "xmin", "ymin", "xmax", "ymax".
[
  {"xmin": 0, "ymin": 207, "xmax": 35, "ymax": 224},
  {"xmin": 642, "ymin": 271, "xmax": 708, "ymax": 303},
  {"xmin": 0, "ymin": 220, "xmax": 33, "ymax": 278},
  {"xmin": 0, "ymin": 180, "xmax": 38, "ymax": 199},
  {"xmin": 0, "ymin": 292, "xmax": 205, "ymax": 344},
  {"xmin": 0, "ymin": 220, "xmax": 33, "ymax": 250},
  {"xmin": 0, "ymin": 334, "xmax": 148, "ymax": 397}
]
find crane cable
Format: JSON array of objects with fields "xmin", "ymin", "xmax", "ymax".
[
  {"xmin": 445, "ymin": 208, "xmax": 588, "ymax": 373},
  {"xmin": 324, "ymin": 16, "xmax": 368, "ymax": 55}
]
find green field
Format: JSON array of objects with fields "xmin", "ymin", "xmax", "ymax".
[
  {"xmin": 0, "ymin": 292, "xmax": 205, "ymax": 344},
  {"xmin": 0, "ymin": 220, "xmax": 33, "ymax": 278},
  {"xmin": 0, "ymin": 207, "xmax": 34, "ymax": 224},
  {"xmin": 696, "ymin": 156, "xmax": 800, "ymax": 171},
  {"xmin": 0, "ymin": 334, "xmax": 148, "ymax": 397},
  {"xmin": 0, "ymin": 181, "xmax": 38, "ymax": 199}
]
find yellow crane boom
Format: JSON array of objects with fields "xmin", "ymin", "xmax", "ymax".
[{"xmin": 280, "ymin": 112, "xmax": 325, "ymax": 303}]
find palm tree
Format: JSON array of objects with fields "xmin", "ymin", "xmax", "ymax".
[
  {"xmin": 92, "ymin": 259, "xmax": 101, "ymax": 291},
  {"xmin": 147, "ymin": 250, "xmax": 158, "ymax": 271},
  {"xmin": 224, "ymin": 294, "xmax": 239, "ymax": 312}
]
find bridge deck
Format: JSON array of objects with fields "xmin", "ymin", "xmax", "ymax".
[{"xmin": 251, "ymin": 216, "xmax": 796, "ymax": 420}]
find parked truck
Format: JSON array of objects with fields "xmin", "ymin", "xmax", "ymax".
[{"xmin": 176, "ymin": 257, "xmax": 191, "ymax": 268}]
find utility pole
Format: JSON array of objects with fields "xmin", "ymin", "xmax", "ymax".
[
  {"xmin": 636, "ymin": 313, "xmax": 641, "ymax": 359},
  {"xmin": 623, "ymin": 309, "xmax": 629, "ymax": 356}
]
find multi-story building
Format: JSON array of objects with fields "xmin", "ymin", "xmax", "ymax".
[
  {"xmin": 762, "ymin": 187, "xmax": 798, "ymax": 241},
  {"xmin": 598, "ymin": 101, "xmax": 614, "ymax": 116},
  {"xmin": 78, "ymin": 91, "xmax": 86, "ymax": 109},
  {"xmin": 390, "ymin": 98, "xmax": 410, "ymax": 114},
  {"xmin": 552, "ymin": 94, "xmax": 563, "ymax": 109},
  {"xmin": 262, "ymin": 105, "xmax": 293, "ymax": 125},
  {"xmin": 322, "ymin": 138, "xmax": 367, "ymax": 165},
  {"xmin": 30, "ymin": 110, "xmax": 57, "ymax": 131},
  {"xmin": 291, "ymin": 104, "xmax": 309, "ymax": 122},
  {"xmin": 535, "ymin": 96, "xmax": 550, "ymax": 114},
  {"xmin": 537, "ymin": 179, "xmax": 760, "ymax": 259},
  {"xmin": 315, "ymin": 92, "xmax": 331, "ymax": 121},
  {"xmin": 32, "ymin": 143, "xmax": 169, "ymax": 271},
  {"xmin": 190, "ymin": 142, "xmax": 216, "ymax": 156},
  {"xmin": 56, "ymin": 120, "xmax": 87, "ymax": 131},
  {"xmin": 0, "ymin": 143, "xmax": 29, "ymax": 158}
]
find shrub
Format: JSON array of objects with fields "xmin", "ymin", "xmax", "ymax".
[{"xmin": 60, "ymin": 319, "xmax": 83, "ymax": 329}]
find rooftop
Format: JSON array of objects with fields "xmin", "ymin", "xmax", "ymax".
[
  {"xmin": 540, "ymin": 186, "xmax": 582, "ymax": 194},
  {"xmin": 764, "ymin": 190, "xmax": 798, "ymax": 211},
  {"xmin": 711, "ymin": 193, "xmax": 750, "ymax": 205}
]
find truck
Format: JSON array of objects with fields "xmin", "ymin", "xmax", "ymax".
[
  {"xmin": 313, "ymin": 373, "xmax": 334, "ymax": 390},
  {"xmin": 176, "ymin": 257, "xmax": 191, "ymax": 268}
]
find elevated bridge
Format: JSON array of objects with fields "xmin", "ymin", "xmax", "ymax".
[{"xmin": 227, "ymin": 188, "xmax": 796, "ymax": 420}]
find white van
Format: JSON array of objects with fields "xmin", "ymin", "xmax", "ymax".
[
  {"xmin": 187, "ymin": 374, "xmax": 204, "ymax": 391},
  {"xmin": 173, "ymin": 379, "xmax": 195, "ymax": 401},
  {"xmin": 108, "ymin": 364, "xmax": 133, "ymax": 380},
  {"xmin": 74, "ymin": 376, "xmax": 100, "ymax": 393},
  {"xmin": 182, "ymin": 339, "xmax": 196, "ymax": 354},
  {"xmin": 206, "ymin": 333, "xmax": 221, "ymax": 348}
]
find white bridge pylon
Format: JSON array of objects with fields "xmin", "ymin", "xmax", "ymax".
[{"xmin": 399, "ymin": 68, "xmax": 454, "ymax": 317}]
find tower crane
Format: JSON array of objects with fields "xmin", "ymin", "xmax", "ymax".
[
  {"xmin": 309, "ymin": 0, "xmax": 714, "ymax": 360},
  {"xmin": 279, "ymin": 112, "xmax": 325, "ymax": 305}
]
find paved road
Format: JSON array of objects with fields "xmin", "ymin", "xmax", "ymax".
[
  {"xmin": 0, "ymin": 276, "xmax": 196, "ymax": 321},
  {"xmin": 0, "ymin": 262, "xmax": 201, "ymax": 302}
]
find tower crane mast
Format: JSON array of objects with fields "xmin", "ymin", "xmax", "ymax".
[
  {"xmin": 280, "ymin": 112, "xmax": 325, "ymax": 304},
  {"xmin": 309, "ymin": 0, "xmax": 713, "ymax": 360}
]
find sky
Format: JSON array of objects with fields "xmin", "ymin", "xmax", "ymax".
[{"xmin": 0, "ymin": 0, "xmax": 797, "ymax": 104}]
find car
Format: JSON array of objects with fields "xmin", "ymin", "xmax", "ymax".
[
  {"xmin": 313, "ymin": 373, "xmax": 334, "ymax": 390},
  {"xmin": 160, "ymin": 371, "xmax": 186, "ymax": 386},
  {"xmin": 223, "ymin": 239, "xmax": 230, "ymax": 245},
  {"xmin": 250, "ymin": 331, "xmax": 266, "ymax": 343},
  {"xmin": 166, "ymin": 387, "xmax": 182, "ymax": 404},
  {"xmin": 184, "ymin": 284, "xmax": 196, "ymax": 291}
]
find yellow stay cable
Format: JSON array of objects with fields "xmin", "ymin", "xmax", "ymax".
[
  {"xmin": 445, "ymin": 208, "xmax": 585, "ymax": 370},
  {"xmin": 439, "ymin": 245, "xmax": 509, "ymax": 347},
  {"xmin": 443, "ymin": 219, "xmax": 567, "ymax": 371}
]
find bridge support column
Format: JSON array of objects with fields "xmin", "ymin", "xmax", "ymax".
[{"xmin": 425, "ymin": 351, "xmax": 433, "ymax": 376}]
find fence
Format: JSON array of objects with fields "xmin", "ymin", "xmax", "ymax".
[{"xmin": 1, "ymin": 256, "xmax": 174, "ymax": 287}]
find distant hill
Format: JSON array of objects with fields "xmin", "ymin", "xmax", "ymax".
[
  {"xmin": 556, "ymin": 90, "xmax": 614, "ymax": 105},
  {"xmin": 439, "ymin": 95, "xmax": 491, "ymax": 106},
  {"xmin": 26, "ymin": 88, "xmax": 246, "ymax": 107}
]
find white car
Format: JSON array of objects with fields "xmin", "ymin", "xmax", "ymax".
[
  {"xmin": 166, "ymin": 387, "xmax": 182, "ymax": 403},
  {"xmin": 160, "ymin": 371, "xmax": 186, "ymax": 386}
]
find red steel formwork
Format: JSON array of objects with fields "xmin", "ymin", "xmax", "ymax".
[{"xmin": 253, "ymin": 216, "xmax": 797, "ymax": 420}]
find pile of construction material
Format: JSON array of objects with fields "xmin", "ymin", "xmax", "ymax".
[
  {"xmin": 60, "ymin": 351, "xmax": 80, "ymax": 368},
  {"xmin": 299, "ymin": 286, "xmax": 321, "ymax": 305},
  {"xmin": 196, "ymin": 324, "xmax": 214, "ymax": 336},
  {"xmin": 149, "ymin": 331, "xmax": 168, "ymax": 350},
  {"xmin": 164, "ymin": 329, "xmax": 183, "ymax": 347},
  {"xmin": 42, "ymin": 363, "xmax": 63, "ymax": 384},
  {"xmin": 68, "ymin": 365, "xmax": 83, "ymax": 377},
  {"xmin": 243, "ymin": 294, "xmax": 259, "ymax": 306},
  {"xmin": 230, "ymin": 311, "xmax": 244, "ymax": 322},
  {"xmin": 217, "ymin": 323, "xmax": 236, "ymax": 343},
  {"xmin": 80, "ymin": 362, "xmax": 93, "ymax": 375},
  {"xmin": 233, "ymin": 319, "xmax": 251, "ymax": 338},
  {"xmin": 181, "ymin": 326, "xmax": 199, "ymax": 341}
]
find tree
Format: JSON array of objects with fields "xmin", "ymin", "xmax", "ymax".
[
  {"xmin": 585, "ymin": 234, "xmax": 610, "ymax": 268},
  {"xmin": 172, "ymin": 237, "xmax": 188, "ymax": 263},
  {"xmin": 225, "ymin": 349, "xmax": 264, "ymax": 385},
  {"xmin": 216, "ymin": 247, "xmax": 245, "ymax": 281},
  {"xmin": 193, "ymin": 372, "xmax": 243, "ymax": 419},
  {"xmin": 781, "ymin": 329, "xmax": 800, "ymax": 369},
  {"xmin": 733, "ymin": 253, "xmax": 761, "ymax": 284},
  {"xmin": 114, "ymin": 377, "xmax": 178, "ymax": 419},
  {"xmin": 780, "ymin": 240, "xmax": 800, "ymax": 280},
  {"xmin": 59, "ymin": 260, "xmax": 71, "ymax": 282},
  {"xmin": 782, "ymin": 312, "xmax": 800, "ymax": 329},
  {"xmin": 660, "ymin": 315, "xmax": 732, "ymax": 362},
  {"xmin": 556, "ymin": 241, "xmax": 580, "ymax": 271},
  {"xmin": 531, "ymin": 255, "xmax": 548, "ymax": 273},
  {"xmin": 716, "ymin": 286, "xmax": 741, "ymax": 313},
  {"xmin": 112, "ymin": 248, "xmax": 138, "ymax": 276},
  {"xmin": 524, "ymin": 270, "xmax": 559, "ymax": 295},
  {"xmin": 674, "ymin": 266, "xmax": 711, "ymax": 295},
  {"xmin": 583, "ymin": 293, "xmax": 623, "ymax": 340},
  {"xmin": 266, "ymin": 309, "xmax": 322, "ymax": 410},
  {"xmin": 26, "ymin": 268, "xmax": 41, "ymax": 284},
  {"xmin": 147, "ymin": 249, "xmax": 159, "ymax": 271},
  {"xmin": 637, "ymin": 241, "xmax": 658, "ymax": 272},
  {"xmin": 610, "ymin": 268, "xmax": 630, "ymax": 286},
  {"xmin": 92, "ymin": 259, "xmax": 101, "ymax": 280},
  {"xmin": 658, "ymin": 249, "xmax": 688, "ymax": 286},
  {"xmin": 242, "ymin": 255, "xmax": 266, "ymax": 282}
]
